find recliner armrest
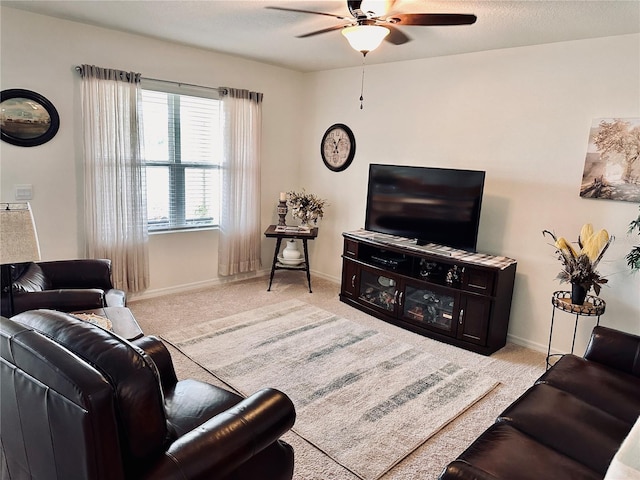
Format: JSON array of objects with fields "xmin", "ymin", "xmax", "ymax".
[
  {"xmin": 38, "ymin": 259, "xmax": 114, "ymax": 290},
  {"xmin": 141, "ymin": 388, "xmax": 296, "ymax": 480},
  {"xmin": 132, "ymin": 336, "xmax": 178, "ymax": 393},
  {"xmin": 584, "ymin": 326, "xmax": 640, "ymax": 377},
  {"xmin": 12, "ymin": 289, "xmax": 105, "ymax": 315}
]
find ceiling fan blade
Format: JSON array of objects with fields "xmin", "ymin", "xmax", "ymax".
[
  {"xmin": 390, "ymin": 13, "xmax": 477, "ymax": 26},
  {"xmin": 384, "ymin": 24, "xmax": 411, "ymax": 45},
  {"xmin": 265, "ymin": 6, "xmax": 350, "ymax": 21},
  {"xmin": 297, "ymin": 25, "xmax": 349, "ymax": 38}
]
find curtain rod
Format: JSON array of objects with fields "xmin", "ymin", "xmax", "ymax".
[{"xmin": 74, "ymin": 66, "xmax": 223, "ymax": 93}]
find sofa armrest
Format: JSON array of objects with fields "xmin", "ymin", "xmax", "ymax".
[
  {"xmin": 584, "ymin": 326, "xmax": 640, "ymax": 377},
  {"xmin": 38, "ymin": 259, "xmax": 114, "ymax": 290},
  {"xmin": 141, "ymin": 388, "xmax": 296, "ymax": 480},
  {"xmin": 131, "ymin": 336, "xmax": 178, "ymax": 393},
  {"xmin": 439, "ymin": 460, "xmax": 500, "ymax": 480},
  {"xmin": 12, "ymin": 289, "xmax": 105, "ymax": 315}
]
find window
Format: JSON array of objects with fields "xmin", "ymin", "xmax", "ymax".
[{"xmin": 141, "ymin": 82, "xmax": 222, "ymax": 232}]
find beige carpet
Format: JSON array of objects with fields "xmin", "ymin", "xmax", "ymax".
[
  {"xmin": 163, "ymin": 299, "xmax": 499, "ymax": 480},
  {"xmin": 129, "ymin": 272, "xmax": 546, "ymax": 479}
]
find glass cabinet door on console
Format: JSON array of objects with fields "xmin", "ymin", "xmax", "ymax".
[
  {"xmin": 357, "ymin": 267, "xmax": 398, "ymax": 315},
  {"xmin": 401, "ymin": 282, "xmax": 458, "ymax": 336}
]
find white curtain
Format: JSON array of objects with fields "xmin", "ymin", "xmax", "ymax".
[
  {"xmin": 218, "ymin": 88, "xmax": 263, "ymax": 276},
  {"xmin": 80, "ymin": 64, "xmax": 149, "ymax": 293}
]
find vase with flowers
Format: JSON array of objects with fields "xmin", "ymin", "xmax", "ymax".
[
  {"xmin": 286, "ymin": 190, "xmax": 328, "ymax": 230},
  {"xmin": 543, "ymin": 224, "xmax": 613, "ymax": 305}
]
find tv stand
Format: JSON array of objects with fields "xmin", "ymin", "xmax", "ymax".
[{"xmin": 339, "ymin": 229, "xmax": 517, "ymax": 355}]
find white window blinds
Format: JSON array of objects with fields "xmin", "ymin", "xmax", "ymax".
[{"xmin": 140, "ymin": 81, "xmax": 222, "ymax": 231}]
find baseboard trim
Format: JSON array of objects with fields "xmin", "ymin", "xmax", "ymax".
[
  {"xmin": 128, "ymin": 269, "xmax": 270, "ymax": 302},
  {"xmin": 506, "ymin": 332, "xmax": 548, "ymax": 354},
  {"xmin": 128, "ymin": 268, "xmax": 341, "ymax": 303}
]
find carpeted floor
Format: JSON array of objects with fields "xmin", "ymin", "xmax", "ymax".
[
  {"xmin": 163, "ymin": 299, "xmax": 499, "ymax": 480},
  {"xmin": 129, "ymin": 272, "xmax": 547, "ymax": 480}
]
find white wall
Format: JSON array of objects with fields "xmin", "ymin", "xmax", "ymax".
[
  {"xmin": 300, "ymin": 34, "xmax": 640, "ymax": 352},
  {"xmin": 1, "ymin": 6, "xmax": 638, "ymax": 353},
  {"xmin": 0, "ymin": 6, "xmax": 304, "ymax": 294}
]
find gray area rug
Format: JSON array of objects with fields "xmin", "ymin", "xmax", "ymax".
[{"xmin": 163, "ymin": 299, "xmax": 498, "ymax": 480}]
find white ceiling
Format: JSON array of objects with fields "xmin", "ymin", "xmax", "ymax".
[{"xmin": 3, "ymin": 0, "xmax": 640, "ymax": 72}]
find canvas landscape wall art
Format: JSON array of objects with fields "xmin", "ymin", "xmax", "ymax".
[{"xmin": 580, "ymin": 118, "xmax": 640, "ymax": 202}]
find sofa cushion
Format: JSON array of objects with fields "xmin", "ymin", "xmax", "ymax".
[
  {"xmin": 12, "ymin": 263, "xmax": 50, "ymax": 292},
  {"xmin": 497, "ymin": 383, "xmax": 631, "ymax": 475},
  {"xmin": 537, "ymin": 354, "xmax": 640, "ymax": 424},
  {"xmin": 443, "ymin": 423, "xmax": 601, "ymax": 480}
]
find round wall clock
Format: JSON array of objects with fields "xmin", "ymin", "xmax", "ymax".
[{"xmin": 321, "ymin": 123, "xmax": 356, "ymax": 172}]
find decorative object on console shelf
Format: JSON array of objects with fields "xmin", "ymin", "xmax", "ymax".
[
  {"xmin": 543, "ymin": 224, "xmax": 613, "ymax": 305},
  {"xmin": 286, "ymin": 190, "xmax": 328, "ymax": 230},
  {"xmin": 0, "ymin": 89, "xmax": 60, "ymax": 147}
]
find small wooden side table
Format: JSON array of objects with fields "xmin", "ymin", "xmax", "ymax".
[
  {"xmin": 546, "ymin": 291, "xmax": 605, "ymax": 369},
  {"xmin": 74, "ymin": 306, "xmax": 144, "ymax": 341},
  {"xmin": 264, "ymin": 225, "xmax": 318, "ymax": 293}
]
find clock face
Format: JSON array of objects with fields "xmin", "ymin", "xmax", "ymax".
[{"xmin": 321, "ymin": 123, "xmax": 356, "ymax": 172}]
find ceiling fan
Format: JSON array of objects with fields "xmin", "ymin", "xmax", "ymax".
[{"xmin": 266, "ymin": 0, "xmax": 477, "ymax": 55}]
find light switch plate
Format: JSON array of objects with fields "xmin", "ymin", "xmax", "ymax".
[{"xmin": 15, "ymin": 184, "xmax": 33, "ymax": 200}]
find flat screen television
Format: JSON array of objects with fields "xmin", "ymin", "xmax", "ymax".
[{"xmin": 364, "ymin": 164, "xmax": 486, "ymax": 252}]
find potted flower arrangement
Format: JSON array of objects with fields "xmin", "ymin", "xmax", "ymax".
[
  {"xmin": 286, "ymin": 190, "xmax": 328, "ymax": 229},
  {"xmin": 542, "ymin": 224, "xmax": 613, "ymax": 305}
]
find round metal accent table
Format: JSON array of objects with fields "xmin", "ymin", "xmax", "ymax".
[{"xmin": 546, "ymin": 291, "xmax": 605, "ymax": 370}]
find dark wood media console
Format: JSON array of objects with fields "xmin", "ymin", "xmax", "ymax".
[{"xmin": 339, "ymin": 230, "xmax": 517, "ymax": 355}]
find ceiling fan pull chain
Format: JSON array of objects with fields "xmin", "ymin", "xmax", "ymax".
[{"xmin": 360, "ymin": 55, "xmax": 366, "ymax": 110}]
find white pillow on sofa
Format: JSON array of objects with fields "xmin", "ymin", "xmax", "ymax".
[{"xmin": 604, "ymin": 415, "xmax": 640, "ymax": 480}]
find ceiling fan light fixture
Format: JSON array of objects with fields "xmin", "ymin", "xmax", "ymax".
[
  {"xmin": 341, "ymin": 24, "xmax": 390, "ymax": 55},
  {"xmin": 359, "ymin": 0, "xmax": 390, "ymax": 17}
]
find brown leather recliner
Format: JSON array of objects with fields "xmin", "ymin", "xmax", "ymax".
[
  {"xmin": 0, "ymin": 310, "xmax": 296, "ymax": 480},
  {"xmin": 1, "ymin": 259, "xmax": 127, "ymax": 316}
]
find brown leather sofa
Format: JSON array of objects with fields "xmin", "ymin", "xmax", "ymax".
[
  {"xmin": 0, "ymin": 309, "xmax": 296, "ymax": 480},
  {"xmin": 1, "ymin": 259, "xmax": 126, "ymax": 316},
  {"xmin": 439, "ymin": 326, "xmax": 640, "ymax": 480}
]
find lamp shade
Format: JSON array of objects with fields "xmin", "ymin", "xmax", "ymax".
[
  {"xmin": 0, "ymin": 203, "xmax": 41, "ymax": 264},
  {"xmin": 341, "ymin": 24, "xmax": 390, "ymax": 54}
]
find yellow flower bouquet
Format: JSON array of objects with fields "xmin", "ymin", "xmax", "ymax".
[{"xmin": 543, "ymin": 224, "xmax": 613, "ymax": 302}]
